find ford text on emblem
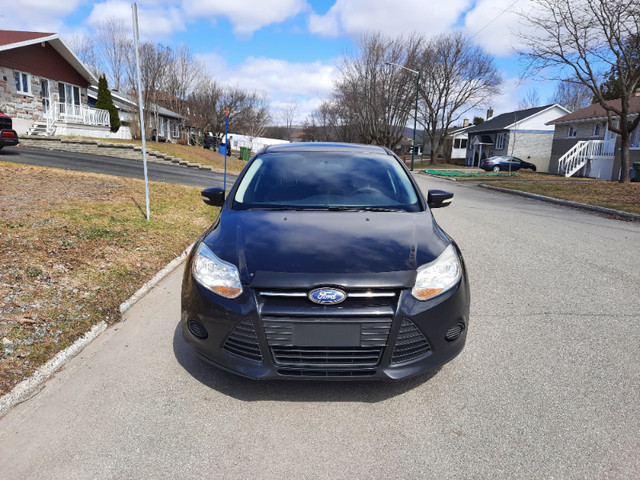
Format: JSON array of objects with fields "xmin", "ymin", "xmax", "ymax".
[{"xmin": 308, "ymin": 287, "xmax": 347, "ymax": 305}]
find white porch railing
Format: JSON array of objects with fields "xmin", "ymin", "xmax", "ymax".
[
  {"xmin": 557, "ymin": 139, "xmax": 616, "ymax": 177},
  {"xmin": 43, "ymin": 102, "xmax": 110, "ymax": 135}
]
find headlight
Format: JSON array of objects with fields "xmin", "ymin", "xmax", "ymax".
[
  {"xmin": 192, "ymin": 242, "xmax": 242, "ymax": 299},
  {"xmin": 411, "ymin": 245, "xmax": 462, "ymax": 301}
]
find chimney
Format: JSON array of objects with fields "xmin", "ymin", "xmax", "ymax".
[
  {"xmin": 463, "ymin": 118, "xmax": 469, "ymax": 127},
  {"xmin": 487, "ymin": 108, "xmax": 493, "ymax": 120}
]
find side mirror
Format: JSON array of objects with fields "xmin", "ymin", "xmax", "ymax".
[
  {"xmin": 427, "ymin": 189, "xmax": 454, "ymax": 208},
  {"xmin": 201, "ymin": 187, "xmax": 225, "ymax": 207}
]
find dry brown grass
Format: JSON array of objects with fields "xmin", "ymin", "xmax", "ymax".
[
  {"xmin": 84, "ymin": 137, "xmax": 247, "ymax": 173},
  {"xmin": 0, "ymin": 162, "xmax": 220, "ymax": 395},
  {"xmin": 485, "ymin": 179, "xmax": 640, "ymax": 214}
]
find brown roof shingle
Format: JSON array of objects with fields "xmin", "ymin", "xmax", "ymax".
[
  {"xmin": 550, "ymin": 96, "xmax": 640, "ymax": 124},
  {"xmin": 0, "ymin": 30, "xmax": 55, "ymax": 48}
]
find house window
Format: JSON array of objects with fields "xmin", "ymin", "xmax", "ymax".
[
  {"xmin": 630, "ymin": 126, "xmax": 640, "ymax": 150},
  {"xmin": 172, "ymin": 122, "xmax": 180, "ymax": 137},
  {"xmin": 14, "ymin": 71, "xmax": 31, "ymax": 95},
  {"xmin": 592, "ymin": 123, "xmax": 602, "ymax": 137},
  {"xmin": 567, "ymin": 125, "xmax": 577, "ymax": 138},
  {"xmin": 58, "ymin": 82, "xmax": 81, "ymax": 113},
  {"xmin": 453, "ymin": 138, "xmax": 467, "ymax": 149},
  {"xmin": 495, "ymin": 132, "xmax": 506, "ymax": 150}
]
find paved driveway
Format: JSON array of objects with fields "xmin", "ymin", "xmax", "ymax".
[{"xmin": 0, "ymin": 175, "xmax": 638, "ymax": 479}]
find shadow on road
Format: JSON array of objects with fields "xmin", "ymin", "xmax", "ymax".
[
  {"xmin": 172, "ymin": 322, "xmax": 440, "ymax": 403},
  {"xmin": 0, "ymin": 148, "xmax": 20, "ymax": 156}
]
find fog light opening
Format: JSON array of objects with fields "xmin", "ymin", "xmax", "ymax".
[
  {"xmin": 188, "ymin": 320, "xmax": 208, "ymax": 339},
  {"xmin": 445, "ymin": 322, "xmax": 465, "ymax": 342}
]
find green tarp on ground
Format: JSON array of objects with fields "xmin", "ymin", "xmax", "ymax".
[{"xmin": 422, "ymin": 169, "xmax": 520, "ymax": 177}]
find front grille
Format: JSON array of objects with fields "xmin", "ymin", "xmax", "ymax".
[
  {"xmin": 223, "ymin": 318, "xmax": 263, "ymax": 364},
  {"xmin": 257, "ymin": 288, "xmax": 399, "ymax": 375},
  {"xmin": 257, "ymin": 288, "xmax": 398, "ymax": 311},
  {"xmin": 391, "ymin": 319, "xmax": 432, "ymax": 365},
  {"xmin": 271, "ymin": 346, "xmax": 383, "ymax": 368},
  {"xmin": 263, "ymin": 317, "xmax": 392, "ymax": 347}
]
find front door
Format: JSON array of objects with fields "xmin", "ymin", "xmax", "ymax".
[{"xmin": 40, "ymin": 79, "xmax": 50, "ymax": 113}]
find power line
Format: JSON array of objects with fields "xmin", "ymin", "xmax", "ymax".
[{"xmin": 469, "ymin": 0, "xmax": 523, "ymax": 40}]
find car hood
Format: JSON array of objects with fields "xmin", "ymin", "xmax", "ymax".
[{"xmin": 203, "ymin": 209, "xmax": 451, "ymax": 289}]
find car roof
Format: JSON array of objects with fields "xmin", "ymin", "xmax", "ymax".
[{"xmin": 262, "ymin": 142, "xmax": 392, "ymax": 155}]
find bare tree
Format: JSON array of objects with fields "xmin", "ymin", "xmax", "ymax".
[
  {"xmin": 188, "ymin": 77, "xmax": 224, "ymax": 136},
  {"xmin": 160, "ymin": 45, "xmax": 205, "ymax": 142},
  {"xmin": 551, "ymin": 80, "xmax": 593, "ymax": 111},
  {"xmin": 94, "ymin": 18, "xmax": 132, "ymax": 92},
  {"xmin": 68, "ymin": 34, "xmax": 101, "ymax": 80},
  {"xmin": 126, "ymin": 42, "xmax": 173, "ymax": 139},
  {"xmin": 332, "ymin": 33, "xmax": 423, "ymax": 149},
  {"xmin": 518, "ymin": 87, "xmax": 541, "ymax": 109},
  {"xmin": 518, "ymin": 0, "xmax": 640, "ymax": 183},
  {"xmin": 236, "ymin": 92, "xmax": 271, "ymax": 144},
  {"xmin": 281, "ymin": 101, "xmax": 298, "ymax": 138},
  {"xmin": 417, "ymin": 31, "xmax": 501, "ymax": 164}
]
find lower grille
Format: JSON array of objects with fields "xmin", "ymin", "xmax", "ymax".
[
  {"xmin": 277, "ymin": 368, "xmax": 376, "ymax": 378},
  {"xmin": 271, "ymin": 346, "xmax": 382, "ymax": 368},
  {"xmin": 223, "ymin": 318, "xmax": 263, "ymax": 364},
  {"xmin": 390, "ymin": 319, "xmax": 432, "ymax": 365}
]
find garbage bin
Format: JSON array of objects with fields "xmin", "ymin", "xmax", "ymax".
[
  {"xmin": 632, "ymin": 162, "xmax": 640, "ymax": 182},
  {"xmin": 240, "ymin": 147, "xmax": 251, "ymax": 161}
]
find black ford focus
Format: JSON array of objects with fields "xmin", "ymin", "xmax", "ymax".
[{"xmin": 181, "ymin": 143, "xmax": 470, "ymax": 380}]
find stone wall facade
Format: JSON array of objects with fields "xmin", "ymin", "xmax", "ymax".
[
  {"xmin": 0, "ymin": 66, "xmax": 88, "ymax": 135},
  {"xmin": 17, "ymin": 136, "xmax": 218, "ymax": 172}
]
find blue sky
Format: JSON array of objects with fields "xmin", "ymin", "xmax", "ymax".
[{"xmin": 9, "ymin": 0, "xmax": 555, "ymax": 123}]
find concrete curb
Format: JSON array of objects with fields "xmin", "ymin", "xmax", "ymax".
[
  {"xmin": 118, "ymin": 244, "xmax": 193, "ymax": 314},
  {"xmin": 0, "ymin": 244, "xmax": 194, "ymax": 418},
  {"xmin": 479, "ymin": 184, "xmax": 640, "ymax": 221}
]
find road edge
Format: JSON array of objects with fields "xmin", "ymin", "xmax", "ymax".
[
  {"xmin": 0, "ymin": 244, "xmax": 193, "ymax": 418},
  {"xmin": 479, "ymin": 184, "xmax": 640, "ymax": 221}
]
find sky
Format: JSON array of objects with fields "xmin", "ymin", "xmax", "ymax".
[{"xmin": 6, "ymin": 0, "xmax": 557, "ymax": 124}]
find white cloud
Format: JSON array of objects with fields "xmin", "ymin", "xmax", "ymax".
[
  {"xmin": 196, "ymin": 53, "xmax": 337, "ymax": 122},
  {"xmin": 464, "ymin": 0, "xmax": 537, "ymax": 57},
  {"xmin": 182, "ymin": 0, "xmax": 308, "ymax": 37},
  {"xmin": 7, "ymin": 0, "xmax": 84, "ymax": 32},
  {"xmin": 86, "ymin": 1, "xmax": 186, "ymax": 41},
  {"xmin": 309, "ymin": 0, "xmax": 472, "ymax": 39}
]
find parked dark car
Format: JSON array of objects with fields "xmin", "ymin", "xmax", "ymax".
[
  {"xmin": 181, "ymin": 143, "xmax": 470, "ymax": 380},
  {"xmin": 0, "ymin": 111, "xmax": 19, "ymax": 150},
  {"xmin": 480, "ymin": 155, "xmax": 537, "ymax": 172}
]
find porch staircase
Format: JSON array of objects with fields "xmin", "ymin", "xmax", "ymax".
[
  {"xmin": 27, "ymin": 120, "xmax": 55, "ymax": 136},
  {"xmin": 557, "ymin": 139, "xmax": 615, "ymax": 177}
]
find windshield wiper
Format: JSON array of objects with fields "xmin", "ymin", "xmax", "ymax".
[{"xmin": 327, "ymin": 206, "xmax": 403, "ymax": 212}]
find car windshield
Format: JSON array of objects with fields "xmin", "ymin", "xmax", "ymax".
[{"xmin": 232, "ymin": 151, "xmax": 421, "ymax": 212}]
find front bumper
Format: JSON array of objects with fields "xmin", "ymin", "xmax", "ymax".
[{"xmin": 181, "ymin": 263, "xmax": 470, "ymax": 381}]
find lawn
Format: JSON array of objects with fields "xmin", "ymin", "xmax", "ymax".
[
  {"xmin": 484, "ymin": 179, "xmax": 640, "ymax": 215},
  {"xmin": 0, "ymin": 161, "xmax": 220, "ymax": 395}
]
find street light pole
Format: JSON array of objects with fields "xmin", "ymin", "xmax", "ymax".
[{"xmin": 386, "ymin": 62, "xmax": 420, "ymax": 171}]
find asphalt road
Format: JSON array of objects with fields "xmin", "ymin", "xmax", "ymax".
[
  {"xmin": 0, "ymin": 174, "xmax": 639, "ymax": 479},
  {"xmin": 0, "ymin": 146, "xmax": 235, "ymax": 188}
]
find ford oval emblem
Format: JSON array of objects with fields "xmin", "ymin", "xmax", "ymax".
[{"xmin": 308, "ymin": 287, "xmax": 347, "ymax": 305}]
